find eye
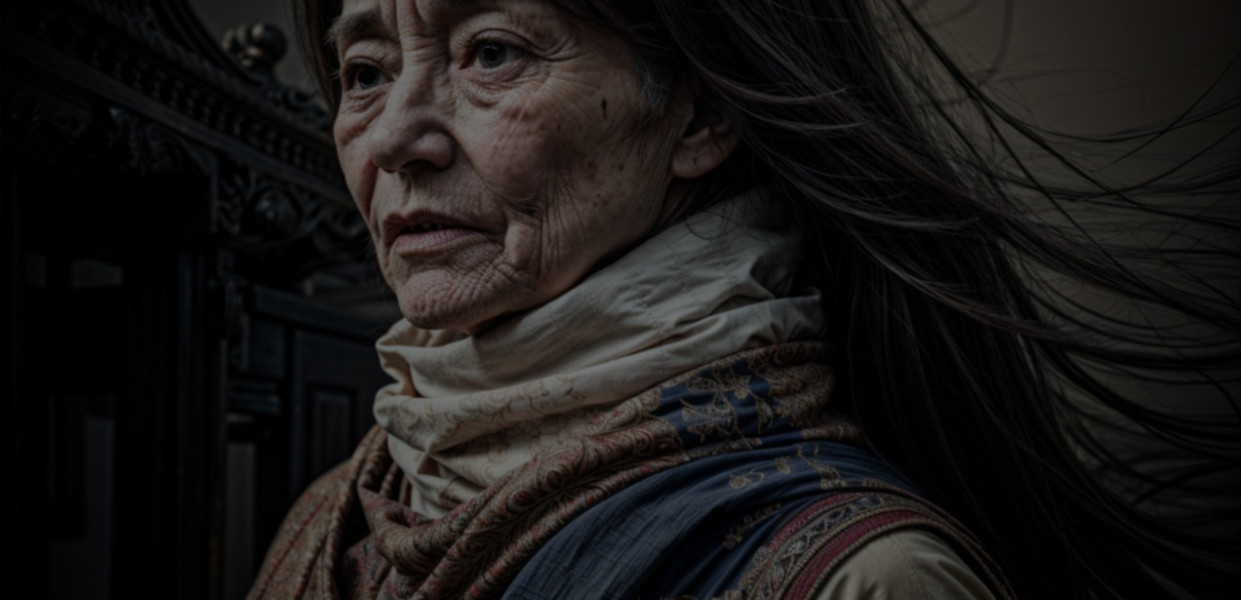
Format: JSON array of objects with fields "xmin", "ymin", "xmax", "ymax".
[
  {"xmin": 343, "ymin": 63, "xmax": 388, "ymax": 92},
  {"xmin": 355, "ymin": 66, "xmax": 385, "ymax": 89},
  {"xmin": 473, "ymin": 40, "xmax": 524, "ymax": 70}
]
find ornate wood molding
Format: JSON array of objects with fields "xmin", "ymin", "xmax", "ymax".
[
  {"xmin": 2, "ymin": 0, "xmax": 370, "ymax": 282},
  {"xmin": 2, "ymin": 5, "xmax": 390, "ymax": 598}
]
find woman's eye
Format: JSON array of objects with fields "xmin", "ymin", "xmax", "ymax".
[
  {"xmin": 474, "ymin": 41, "xmax": 523, "ymax": 69},
  {"xmin": 346, "ymin": 64, "xmax": 387, "ymax": 91}
]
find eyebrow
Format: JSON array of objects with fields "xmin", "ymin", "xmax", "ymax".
[
  {"xmin": 326, "ymin": 0, "xmax": 500, "ymax": 49},
  {"xmin": 327, "ymin": 9, "xmax": 389, "ymax": 50}
]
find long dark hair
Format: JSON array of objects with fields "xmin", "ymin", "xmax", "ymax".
[{"xmin": 296, "ymin": 1, "xmax": 1240, "ymax": 597}]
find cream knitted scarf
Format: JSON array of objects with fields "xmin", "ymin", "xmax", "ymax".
[{"xmin": 372, "ymin": 192, "xmax": 825, "ymax": 517}]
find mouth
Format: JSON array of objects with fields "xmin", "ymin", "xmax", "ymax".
[
  {"xmin": 384, "ymin": 213, "xmax": 483, "ymax": 255},
  {"xmin": 401, "ymin": 222, "xmax": 453, "ymax": 234}
]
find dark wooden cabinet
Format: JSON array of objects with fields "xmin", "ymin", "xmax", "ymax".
[{"xmin": 1, "ymin": 1, "xmax": 395, "ymax": 597}]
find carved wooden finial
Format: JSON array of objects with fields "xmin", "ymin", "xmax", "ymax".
[{"xmin": 222, "ymin": 22, "xmax": 288, "ymax": 77}]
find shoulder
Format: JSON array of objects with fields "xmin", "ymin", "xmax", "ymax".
[
  {"xmin": 813, "ymin": 529, "xmax": 995, "ymax": 600},
  {"xmin": 739, "ymin": 489, "xmax": 1013, "ymax": 600}
]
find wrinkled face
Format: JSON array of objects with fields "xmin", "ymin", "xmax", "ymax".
[{"xmin": 333, "ymin": 0, "xmax": 686, "ymax": 333}]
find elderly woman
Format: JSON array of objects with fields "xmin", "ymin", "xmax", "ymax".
[{"xmin": 249, "ymin": 0, "xmax": 1238, "ymax": 598}]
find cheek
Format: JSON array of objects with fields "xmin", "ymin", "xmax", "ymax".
[
  {"xmin": 465, "ymin": 82, "xmax": 626, "ymax": 198},
  {"xmin": 468, "ymin": 109, "xmax": 574, "ymax": 201},
  {"xmin": 334, "ymin": 119, "xmax": 380, "ymax": 231}
]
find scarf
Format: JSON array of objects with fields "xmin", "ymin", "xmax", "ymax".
[
  {"xmin": 248, "ymin": 341, "xmax": 1016, "ymax": 600},
  {"xmin": 372, "ymin": 192, "xmax": 825, "ymax": 517}
]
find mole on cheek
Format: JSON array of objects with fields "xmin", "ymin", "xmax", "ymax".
[{"xmin": 601, "ymin": 98, "xmax": 608, "ymax": 118}]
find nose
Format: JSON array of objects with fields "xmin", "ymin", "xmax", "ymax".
[{"xmin": 366, "ymin": 68, "xmax": 455, "ymax": 175}]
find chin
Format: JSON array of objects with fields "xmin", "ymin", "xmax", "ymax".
[
  {"xmin": 386, "ymin": 267, "xmax": 555, "ymax": 335},
  {"xmin": 398, "ymin": 301, "xmax": 479, "ymax": 334},
  {"xmin": 393, "ymin": 286, "xmax": 511, "ymax": 335}
]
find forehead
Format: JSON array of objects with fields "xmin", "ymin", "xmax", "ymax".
[
  {"xmin": 331, "ymin": 0, "xmax": 527, "ymax": 47},
  {"xmin": 331, "ymin": 0, "xmax": 385, "ymax": 47}
]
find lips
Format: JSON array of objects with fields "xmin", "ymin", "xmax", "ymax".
[
  {"xmin": 403, "ymin": 223, "xmax": 452, "ymax": 233},
  {"xmin": 382, "ymin": 211, "xmax": 484, "ymax": 256}
]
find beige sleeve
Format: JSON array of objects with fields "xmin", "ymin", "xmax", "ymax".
[{"xmin": 813, "ymin": 529, "xmax": 996, "ymax": 600}]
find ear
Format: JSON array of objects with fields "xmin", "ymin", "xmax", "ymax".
[{"xmin": 669, "ymin": 78, "xmax": 739, "ymax": 179}]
